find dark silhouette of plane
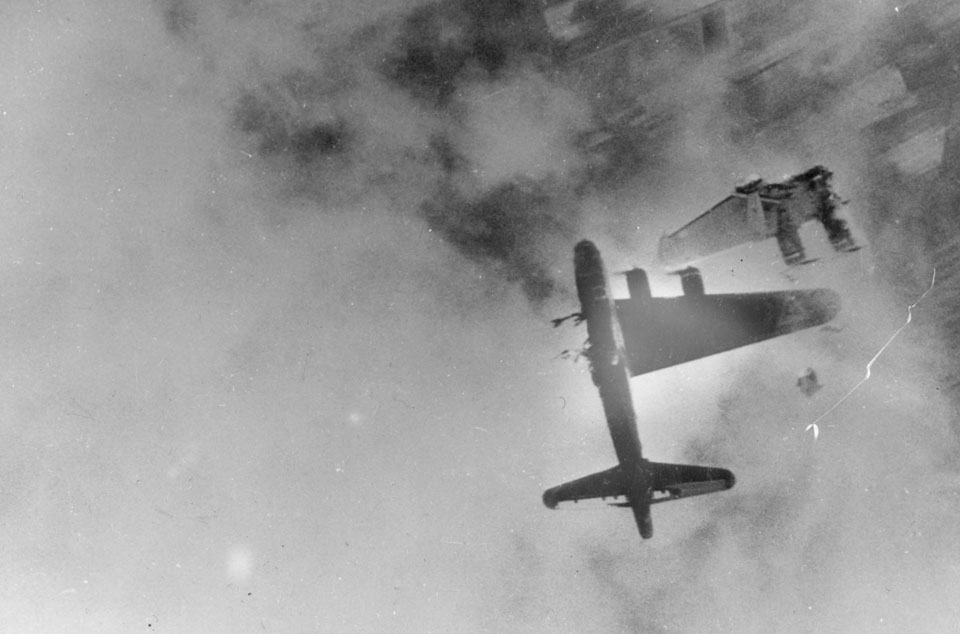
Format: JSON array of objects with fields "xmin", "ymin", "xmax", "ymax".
[{"xmin": 543, "ymin": 241, "xmax": 841, "ymax": 539}]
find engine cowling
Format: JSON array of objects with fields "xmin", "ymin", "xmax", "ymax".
[
  {"xmin": 679, "ymin": 267, "xmax": 704, "ymax": 296},
  {"xmin": 625, "ymin": 268, "xmax": 651, "ymax": 301}
]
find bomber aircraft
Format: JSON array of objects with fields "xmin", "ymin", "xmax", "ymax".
[{"xmin": 543, "ymin": 241, "xmax": 841, "ymax": 539}]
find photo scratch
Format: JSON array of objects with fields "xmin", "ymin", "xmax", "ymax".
[{"xmin": 806, "ymin": 268, "xmax": 936, "ymax": 440}]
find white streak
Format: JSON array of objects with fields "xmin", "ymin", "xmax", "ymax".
[{"xmin": 806, "ymin": 268, "xmax": 936, "ymax": 439}]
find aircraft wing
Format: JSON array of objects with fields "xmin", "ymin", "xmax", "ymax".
[
  {"xmin": 542, "ymin": 465, "xmax": 628, "ymax": 509},
  {"xmin": 647, "ymin": 461, "xmax": 736, "ymax": 504},
  {"xmin": 615, "ymin": 288, "xmax": 840, "ymax": 376},
  {"xmin": 658, "ymin": 194, "xmax": 771, "ymax": 268}
]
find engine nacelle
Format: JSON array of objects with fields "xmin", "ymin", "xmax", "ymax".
[
  {"xmin": 625, "ymin": 267, "xmax": 651, "ymax": 301},
  {"xmin": 679, "ymin": 267, "xmax": 704, "ymax": 296}
]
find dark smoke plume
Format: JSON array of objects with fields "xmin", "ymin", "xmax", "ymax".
[
  {"xmin": 215, "ymin": 0, "xmax": 588, "ymax": 304},
  {"xmin": 422, "ymin": 178, "xmax": 578, "ymax": 304}
]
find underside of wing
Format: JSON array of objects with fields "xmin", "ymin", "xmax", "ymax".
[
  {"xmin": 658, "ymin": 195, "xmax": 761, "ymax": 268},
  {"xmin": 616, "ymin": 288, "xmax": 840, "ymax": 375},
  {"xmin": 647, "ymin": 461, "xmax": 735, "ymax": 504},
  {"xmin": 542, "ymin": 465, "xmax": 630, "ymax": 509}
]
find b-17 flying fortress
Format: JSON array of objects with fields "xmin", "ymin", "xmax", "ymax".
[{"xmin": 543, "ymin": 238, "xmax": 842, "ymax": 540}]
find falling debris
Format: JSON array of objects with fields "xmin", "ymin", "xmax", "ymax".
[
  {"xmin": 658, "ymin": 166, "xmax": 859, "ymax": 270},
  {"xmin": 797, "ymin": 367, "xmax": 822, "ymax": 396},
  {"xmin": 551, "ymin": 312, "xmax": 584, "ymax": 327}
]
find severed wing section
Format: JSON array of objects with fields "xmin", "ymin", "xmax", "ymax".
[
  {"xmin": 658, "ymin": 166, "xmax": 854, "ymax": 269},
  {"xmin": 658, "ymin": 194, "xmax": 771, "ymax": 269}
]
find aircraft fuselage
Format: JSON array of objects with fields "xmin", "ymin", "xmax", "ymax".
[{"xmin": 574, "ymin": 241, "xmax": 653, "ymax": 537}]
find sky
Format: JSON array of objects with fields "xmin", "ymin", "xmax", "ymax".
[{"xmin": 2, "ymin": 0, "xmax": 959, "ymax": 632}]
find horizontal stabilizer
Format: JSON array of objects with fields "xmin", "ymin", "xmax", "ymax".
[
  {"xmin": 616, "ymin": 288, "xmax": 840, "ymax": 375},
  {"xmin": 647, "ymin": 461, "xmax": 735, "ymax": 504},
  {"xmin": 542, "ymin": 465, "xmax": 628, "ymax": 509},
  {"xmin": 542, "ymin": 460, "xmax": 735, "ymax": 509}
]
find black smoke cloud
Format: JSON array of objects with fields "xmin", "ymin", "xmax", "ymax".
[
  {"xmin": 381, "ymin": 0, "xmax": 551, "ymax": 105},
  {"xmin": 163, "ymin": 0, "xmax": 589, "ymax": 305},
  {"xmin": 156, "ymin": 0, "xmax": 959, "ymax": 311},
  {"xmin": 422, "ymin": 178, "xmax": 578, "ymax": 303},
  {"xmin": 233, "ymin": 84, "xmax": 346, "ymax": 161}
]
